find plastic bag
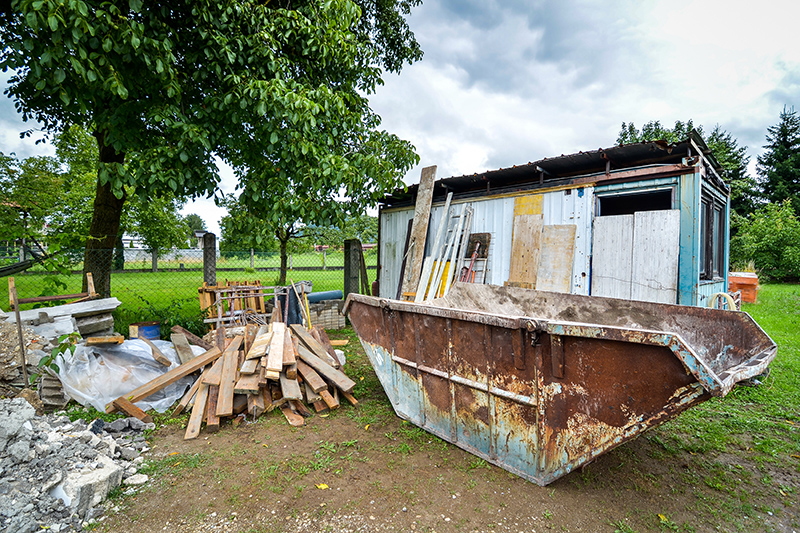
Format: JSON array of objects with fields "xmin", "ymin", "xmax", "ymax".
[{"xmin": 55, "ymin": 339, "xmax": 205, "ymax": 413}]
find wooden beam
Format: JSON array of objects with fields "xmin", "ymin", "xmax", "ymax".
[
  {"xmin": 283, "ymin": 330, "xmax": 297, "ymax": 379},
  {"xmin": 319, "ymin": 389, "xmax": 340, "ymax": 410},
  {"xmin": 295, "ymin": 344, "xmax": 356, "ymax": 393},
  {"xmin": 184, "ymin": 382, "xmax": 210, "ymax": 440},
  {"xmin": 400, "ymin": 165, "xmax": 437, "ymax": 300},
  {"xmin": 341, "ymin": 391, "xmax": 359, "ymax": 406},
  {"xmin": 106, "ymin": 346, "xmax": 222, "ymax": 413},
  {"xmin": 112, "ymin": 397, "xmax": 154, "ymax": 424},
  {"xmin": 295, "ymin": 360, "xmax": 328, "ymax": 393}
]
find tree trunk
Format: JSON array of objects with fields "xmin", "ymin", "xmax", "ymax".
[
  {"xmin": 82, "ymin": 131, "xmax": 126, "ymax": 297},
  {"xmin": 278, "ymin": 237, "xmax": 288, "ymax": 285}
]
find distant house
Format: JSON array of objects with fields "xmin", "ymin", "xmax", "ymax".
[{"xmin": 377, "ymin": 131, "xmax": 729, "ymax": 307}]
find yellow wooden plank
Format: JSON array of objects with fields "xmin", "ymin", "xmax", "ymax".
[{"xmin": 513, "ymin": 194, "xmax": 543, "ymax": 216}]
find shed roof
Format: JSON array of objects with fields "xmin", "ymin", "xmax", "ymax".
[{"xmin": 382, "ymin": 130, "xmax": 727, "ymax": 208}]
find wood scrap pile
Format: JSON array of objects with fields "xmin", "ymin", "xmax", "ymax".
[{"xmin": 105, "ymin": 321, "xmax": 357, "ymax": 439}]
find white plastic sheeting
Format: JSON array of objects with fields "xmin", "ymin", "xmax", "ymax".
[{"xmin": 56, "ymin": 339, "xmax": 204, "ymax": 413}]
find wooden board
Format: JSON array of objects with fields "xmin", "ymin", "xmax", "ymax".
[
  {"xmin": 172, "ymin": 376, "xmax": 203, "ymax": 417},
  {"xmin": 400, "ymin": 165, "xmax": 437, "ymax": 300},
  {"xmin": 184, "ymin": 382, "xmax": 210, "ymax": 440},
  {"xmin": 240, "ymin": 357, "xmax": 259, "ymax": 374},
  {"xmin": 170, "ymin": 333, "xmax": 196, "ymax": 365},
  {"xmin": 341, "ymin": 391, "xmax": 359, "ymax": 406},
  {"xmin": 507, "ymin": 214, "xmax": 543, "ymax": 286},
  {"xmin": 248, "ymin": 390, "xmax": 266, "ymax": 418},
  {"xmin": 265, "ymin": 323, "xmax": 285, "ymax": 379},
  {"xmin": 200, "ymin": 357, "xmax": 224, "ymax": 386},
  {"xmin": 279, "ymin": 372, "xmax": 303, "ymax": 400},
  {"xmin": 535, "ymin": 224, "xmax": 576, "ymax": 293},
  {"xmin": 310, "ymin": 326, "xmax": 339, "ymax": 366},
  {"xmin": 206, "ymin": 385, "xmax": 220, "ymax": 433},
  {"xmin": 86, "ymin": 334, "xmax": 124, "ymax": 345},
  {"xmin": 246, "ymin": 329, "xmax": 272, "ymax": 360},
  {"xmin": 234, "ymin": 369, "xmax": 262, "ymax": 394},
  {"xmin": 590, "ymin": 214, "xmax": 634, "ymax": 300},
  {"xmin": 319, "ymin": 389, "xmax": 339, "ymax": 410},
  {"xmin": 171, "ymin": 325, "xmax": 213, "ymax": 351},
  {"xmin": 279, "ymin": 403, "xmax": 305, "ymax": 427},
  {"xmin": 296, "ymin": 360, "xmax": 328, "ymax": 393},
  {"xmin": 290, "ymin": 399, "xmax": 312, "ymax": 418},
  {"xmin": 112, "ymin": 397, "xmax": 154, "ymax": 424},
  {"xmin": 295, "ymin": 344, "xmax": 356, "ymax": 393},
  {"xmin": 329, "ymin": 339, "xmax": 349, "ymax": 347},
  {"xmin": 291, "ymin": 325, "xmax": 338, "ymax": 368},
  {"xmin": 138, "ymin": 336, "xmax": 172, "ymax": 366},
  {"xmin": 216, "ymin": 336, "xmax": 243, "ymax": 417},
  {"xmin": 106, "ymin": 346, "xmax": 223, "ymax": 413},
  {"xmin": 282, "ymin": 327, "xmax": 297, "ymax": 368},
  {"xmin": 631, "ymin": 210, "xmax": 680, "ymax": 304}
]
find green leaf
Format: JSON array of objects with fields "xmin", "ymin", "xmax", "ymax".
[
  {"xmin": 129, "ymin": 0, "xmax": 144, "ymax": 12},
  {"xmin": 48, "ymin": 15, "xmax": 58, "ymax": 31},
  {"xmin": 131, "ymin": 34, "xmax": 140, "ymax": 49},
  {"xmin": 180, "ymin": 151, "xmax": 189, "ymax": 163},
  {"xmin": 54, "ymin": 69, "xmax": 66, "ymax": 84},
  {"xmin": 270, "ymin": 132, "xmax": 278, "ymax": 145}
]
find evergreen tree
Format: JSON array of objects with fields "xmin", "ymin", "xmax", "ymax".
[
  {"xmin": 757, "ymin": 106, "xmax": 800, "ymax": 216},
  {"xmin": 616, "ymin": 120, "xmax": 757, "ymax": 216}
]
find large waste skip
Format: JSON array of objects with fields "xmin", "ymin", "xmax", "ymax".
[{"xmin": 344, "ymin": 282, "xmax": 776, "ymax": 485}]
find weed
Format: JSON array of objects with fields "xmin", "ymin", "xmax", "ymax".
[
  {"xmin": 610, "ymin": 519, "xmax": 637, "ymax": 533},
  {"xmin": 542, "ymin": 510, "xmax": 553, "ymax": 520}
]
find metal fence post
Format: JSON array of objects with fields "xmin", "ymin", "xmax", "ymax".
[
  {"xmin": 344, "ymin": 239, "xmax": 361, "ymax": 297},
  {"xmin": 203, "ymin": 232, "xmax": 216, "ymax": 285},
  {"xmin": 250, "ymin": 248, "xmax": 254, "ymax": 269},
  {"xmin": 151, "ymin": 248, "xmax": 158, "ymax": 273}
]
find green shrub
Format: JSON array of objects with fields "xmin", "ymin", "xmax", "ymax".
[{"xmin": 730, "ymin": 200, "xmax": 800, "ymax": 281}]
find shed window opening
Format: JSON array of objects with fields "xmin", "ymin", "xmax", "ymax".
[
  {"xmin": 597, "ymin": 189, "xmax": 673, "ymax": 216},
  {"xmin": 700, "ymin": 195, "xmax": 726, "ymax": 280}
]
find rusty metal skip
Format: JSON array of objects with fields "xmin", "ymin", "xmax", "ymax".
[{"xmin": 344, "ymin": 282, "xmax": 776, "ymax": 485}]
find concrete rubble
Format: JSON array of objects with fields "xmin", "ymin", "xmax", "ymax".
[{"xmin": 0, "ymin": 397, "xmax": 153, "ymax": 532}]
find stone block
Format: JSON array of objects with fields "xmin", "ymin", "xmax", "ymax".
[{"xmin": 48, "ymin": 454, "xmax": 123, "ymax": 517}]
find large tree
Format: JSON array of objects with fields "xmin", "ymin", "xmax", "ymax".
[
  {"xmin": 1, "ymin": 0, "xmax": 420, "ymax": 296},
  {"xmin": 757, "ymin": 106, "xmax": 800, "ymax": 216},
  {"xmin": 616, "ymin": 120, "xmax": 756, "ymax": 216}
]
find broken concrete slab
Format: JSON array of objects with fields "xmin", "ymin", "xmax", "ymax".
[
  {"xmin": 49, "ymin": 453, "xmax": 124, "ymax": 518},
  {"xmin": 74, "ymin": 313, "xmax": 114, "ymax": 335},
  {"xmin": 6, "ymin": 298, "xmax": 121, "ymax": 323},
  {"xmin": 27, "ymin": 316, "xmax": 78, "ymax": 344}
]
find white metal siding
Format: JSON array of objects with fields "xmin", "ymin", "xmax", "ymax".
[
  {"xmin": 379, "ymin": 186, "xmax": 594, "ymax": 298},
  {"xmin": 378, "ymin": 208, "xmax": 415, "ymax": 299}
]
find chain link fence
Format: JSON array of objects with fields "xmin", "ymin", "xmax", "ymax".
[{"xmin": 2, "ymin": 246, "xmax": 378, "ymax": 335}]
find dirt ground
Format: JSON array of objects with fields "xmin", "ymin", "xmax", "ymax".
[{"xmin": 95, "ymin": 333, "xmax": 799, "ymax": 533}]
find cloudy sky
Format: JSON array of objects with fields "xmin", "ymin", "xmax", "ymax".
[{"xmin": 2, "ymin": 0, "xmax": 799, "ymax": 234}]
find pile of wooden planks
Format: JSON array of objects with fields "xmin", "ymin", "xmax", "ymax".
[{"xmin": 105, "ymin": 322, "xmax": 357, "ymax": 439}]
